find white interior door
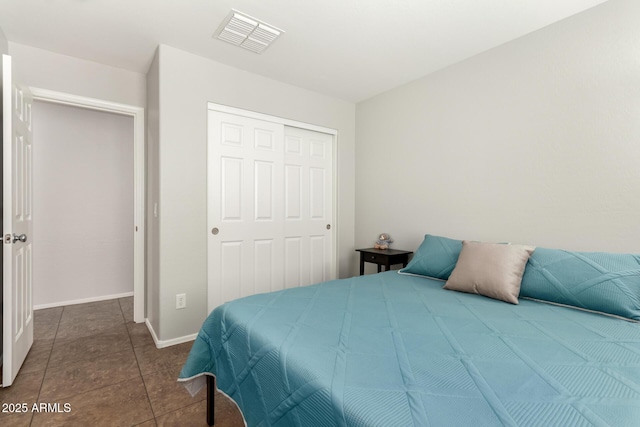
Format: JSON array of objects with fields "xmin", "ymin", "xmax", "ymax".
[
  {"xmin": 207, "ymin": 110, "xmax": 334, "ymax": 312},
  {"xmin": 2, "ymin": 54, "xmax": 34, "ymax": 387},
  {"xmin": 283, "ymin": 126, "xmax": 333, "ymax": 288},
  {"xmin": 208, "ymin": 111, "xmax": 285, "ymax": 309}
]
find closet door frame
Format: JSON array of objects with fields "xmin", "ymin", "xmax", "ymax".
[{"xmin": 206, "ymin": 102, "xmax": 338, "ymax": 312}]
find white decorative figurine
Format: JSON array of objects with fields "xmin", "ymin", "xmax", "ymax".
[{"xmin": 374, "ymin": 233, "xmax": 393, "ymax": 250}]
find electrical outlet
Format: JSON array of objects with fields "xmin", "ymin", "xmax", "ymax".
[{"xmin": 176, "ymin": 293, "xmax": 186, "ymax": 310}]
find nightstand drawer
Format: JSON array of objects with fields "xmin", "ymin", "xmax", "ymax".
[{"xmin": 363, "ymin": 252, "xmax": 385, "ymax": 263}]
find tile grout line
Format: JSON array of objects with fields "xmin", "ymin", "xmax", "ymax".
[
  {"xmin": 116, "ymin": 297, "xmax": 128, "ymax": 324},
  {"xmin": 132, "ymin": 343, "xmax": 158, "ymax": 425},
  {"xmin": 119, "ymin": 298, "xmax": 158, "ymax": 424},
  {"xmin": 30, "ymin": 306, "xmax": 64, "ymax": 427},
  {"xmin": 37, "ymin": 376, "xmax": 148, "ymax": 410},
  {"xmin": 121, "ymin": 297, "xmax": 158, "ymax": 426}
]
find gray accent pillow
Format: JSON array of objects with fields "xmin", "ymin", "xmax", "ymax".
[{"xmin": 444, "ymin": 241, "xmax": 536, "ymax": 304}]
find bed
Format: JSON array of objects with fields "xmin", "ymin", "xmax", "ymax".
[{"xmin": 179, "ymin": 236, "xmax": 640, "ymax": 426}]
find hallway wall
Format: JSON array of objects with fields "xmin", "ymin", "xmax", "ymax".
[{"xmin": 33, "ymin": 101, "xmax": 134, "ymax": 307}]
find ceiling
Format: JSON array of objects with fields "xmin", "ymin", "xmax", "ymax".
[{"xmin": 0, "ymin": 0, "xmax": 609, "ymax": 102}]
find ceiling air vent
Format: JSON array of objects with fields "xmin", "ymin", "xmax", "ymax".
[{"xmin": 215, "ymin": 10, "xmax": 284, "ymax": 54}]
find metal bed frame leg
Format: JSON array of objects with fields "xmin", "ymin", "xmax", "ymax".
[{"xmin": 207, "ymin": 375, "xmax": 215, "ymax": 426}]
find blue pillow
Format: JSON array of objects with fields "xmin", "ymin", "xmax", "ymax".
[
  {"xmin": 520, "ymin": 247, "xmax": 640, "ymax": 321},
  {"xmin": 399, "ymin": 234, "xmax": 462, "ymax": 280}
]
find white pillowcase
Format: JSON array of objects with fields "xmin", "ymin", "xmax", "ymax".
[{"xmin": 444, "ymin": 241, "xmax": 535, "ymax": 304}]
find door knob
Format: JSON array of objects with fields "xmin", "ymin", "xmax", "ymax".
[{"xmin": 13, "ymin": 233, "xmax": 27, "ymax": 243}]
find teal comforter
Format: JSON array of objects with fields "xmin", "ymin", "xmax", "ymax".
[{"xmin": 179, "ymin": 271, "xmax": 640, "ymax": 426}]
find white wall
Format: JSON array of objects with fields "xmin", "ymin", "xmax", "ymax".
[
  {"xmin": 146, "ymin": 49, "xmax": 160, "ymax": 334},
  {"xmin": 33, "ymin": 102, "xmax": 134, "ymax": 307},
  {"xmin": 8, "ymin": 42, "xmax": 145, "ymax": 107},
  {"xmin": 0, "ymin": 27, "xmax": 8, "ymax": 55},
  {"xmin": 355, "ymin": 0, "xmax": 640, "ymax": 256},
  {"xmin": 150, "ymin": 45, "xmax": 356, "ymax": 342}
]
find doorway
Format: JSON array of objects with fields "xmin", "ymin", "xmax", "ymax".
[
  {"xmin": 33, "ymin": 102, "xmax": 134, "ymax": 307},
  {"xmin": 30, "ymin": 88, "xmax": 145, "ymax": 322}
]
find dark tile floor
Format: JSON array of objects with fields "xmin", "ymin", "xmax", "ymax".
[{"xmin": 0, "ymin": 297, "xmax": 244, "ymax": 427}]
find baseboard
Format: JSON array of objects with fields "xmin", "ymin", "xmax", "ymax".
[
  {"xmin": 145, "ymin": 319, "xmax": 197, "ymax": 349},
  {"xmin": 34, "ymin": 292, "xmax": 134, "ymax": 310}
]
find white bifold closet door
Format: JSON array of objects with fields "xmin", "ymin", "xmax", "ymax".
[{"xmin": 208, "ymin": 110, "xmax": 333, "ymax": 312}]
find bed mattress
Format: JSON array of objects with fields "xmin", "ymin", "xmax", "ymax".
[{"xmin": 179, "ymin": 271, "xmax": 640, "ymax": 426}]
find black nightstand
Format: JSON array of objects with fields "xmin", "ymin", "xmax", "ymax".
[{"xmin": 356, "ymin": 248, "xmax": 413, "ymax": 275}]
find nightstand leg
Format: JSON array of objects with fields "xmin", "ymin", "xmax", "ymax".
[
  {"xmin": 207, "ymin": 375, "xmax": 215, "ymax": 426},
  {"xmin": 377, "ymin": 264, "xmax": 382, "ymax": 273},
  {"xmin": 360, "ymin": 256, "xmax": 365, "ymax": 275}
]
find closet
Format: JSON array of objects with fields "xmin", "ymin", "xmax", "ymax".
[{"xmin": 207, "ymin": 106, "xmax": 335, "ymax": 311}]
